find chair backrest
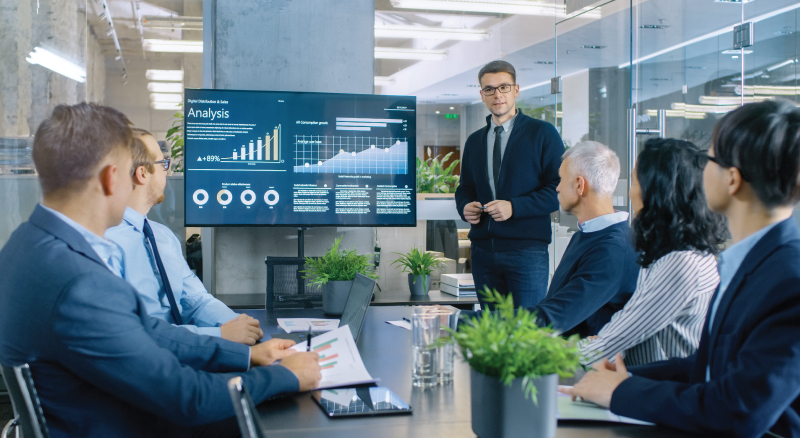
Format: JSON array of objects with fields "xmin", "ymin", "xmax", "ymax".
[
  {"xmin": 227, "ymin": 377, "xmax": 267, "ymax": 438},
  {"xmin": 264, "ymin": 256, "xmax": 322, "ymax": 310},
  {"xmin": 0, "ymin": 363, "xmax": 50, "ymax": 438}
]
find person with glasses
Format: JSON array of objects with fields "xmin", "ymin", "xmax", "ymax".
[
  {"xmin": 455, "ymin": 60, "xmax": 565, "ymax": 309},
  {"xmin": 562, "ymin": 100, "xmax": 800, "ymax": 438},
  {"xmin": 106, "ymin": 129, "xmax": 263, "ymax": 345}
]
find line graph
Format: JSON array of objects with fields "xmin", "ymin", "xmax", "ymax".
[{"xmin": 293, "ymin": 135, "xmax": 408, "ymax": 174}]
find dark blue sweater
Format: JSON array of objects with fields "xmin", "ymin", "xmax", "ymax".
[
  {"xmin": 455, "ymin": 111, "xmax": 564, "ymax": 251},
  {"xmin": 533, "ymin": 221, "xmax": 639, "ymax": 337}
]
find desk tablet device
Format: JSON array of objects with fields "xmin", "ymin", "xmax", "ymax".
[{"xmin": 312, "ymin": 387, "xmax": 412, "ymax": 418}]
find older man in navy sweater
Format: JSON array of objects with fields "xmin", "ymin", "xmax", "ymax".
[{"xmin": 456, "ymin": 60, "xmax": 564, "ymax": 309}]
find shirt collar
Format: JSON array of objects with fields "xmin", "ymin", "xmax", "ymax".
[
  {"xmin": 490, "ymin": 110, "xmax": 518, "ymax": 133},
  {"xmin": 122, "ymin": 206, "xmax": 147, "ymax": 232},
  {"xmin": 579, "ymin": 211, "xmax": 629, "ymax": 233},
  {"xmin": 717, "ymin": 220, "xmax": 783, "ymax": 290}
]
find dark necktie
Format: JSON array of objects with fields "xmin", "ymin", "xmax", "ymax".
[
  {"xmin": 493, "ymin": 126, "xmax": 503, "ymax": 192},
  {"xmin": 142, "ymin": 219, "xmax": 184, "ymax": 325}
]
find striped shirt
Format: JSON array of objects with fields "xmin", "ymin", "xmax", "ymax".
[{"xmin": 579, "ymin": 250, "xmax": 719, "ymax": 366}]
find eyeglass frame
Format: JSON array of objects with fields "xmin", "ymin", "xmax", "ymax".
[
  {"xmin": 154, "ymin": 158, "xmax": 171, "ymax": 171},
  {"xmin": 481, "ymin": 83, "xmax": 516, "ymax": 96},
  {"xmin": 700, "ymin": 151, "xmax": 750, "ymax": 182}
]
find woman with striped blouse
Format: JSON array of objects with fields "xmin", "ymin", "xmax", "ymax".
[{"xmin": 579, "ymin": 138, "xmax": 727, "ymax": 367}]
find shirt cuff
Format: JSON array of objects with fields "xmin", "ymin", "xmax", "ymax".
[{"xmin": 247, "ymin": 348, "xmax": 251, "ymax": 370}]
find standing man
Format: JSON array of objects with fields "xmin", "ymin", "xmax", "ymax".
[
  {"xmin": 106, "ymin": 129, "xmax": 263, "ymax": 345},
  {"xmin": 456, "ymin": 60, "xmax": 564, "ymax": 309}
]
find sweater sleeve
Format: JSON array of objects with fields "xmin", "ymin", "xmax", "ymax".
[
  {"xmin": 579, "ymin": 252, "xmax": 712, "ymax": 365},
  {"xmin": 508, "ymin": 123, "xmax": 563, "ymax": 219}
]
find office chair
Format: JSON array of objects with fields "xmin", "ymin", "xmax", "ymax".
[
  {"xmin": 1, "ymin": 363, "xmax": 50, "ymax": 438},
  {"xmin": 264, "ymin": 256, "xmax": 322, "ymax": 310},
  {"xmin": 227, "ymin": 377, "xmax": 267, "ymax": 438}
]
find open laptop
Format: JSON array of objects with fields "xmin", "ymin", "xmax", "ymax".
[{"xmin": 271, "ymin": 272, "xmax": 376, "ymax": 343}]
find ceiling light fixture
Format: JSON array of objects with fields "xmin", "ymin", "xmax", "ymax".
[
  {"xmin": 767, "ymin": 59, "xmax": 797, "ymax": 72},
  {"xmin": 374, "ymin": 47, "xmax": 448, "ymax": 60},
  {"xmin": 389, "ymin": 0, "xmax": 601, "ymax": 18},
  {"xmin": 143, "ymin": 39, "xmax": 203, "ymax": 53},
  {"xmin": 646, "ymin": 109, "xmax": 705, "ymax": 119},
  {"xmin": 620, "ymin": 3, "xmax": 800, "ymax": 68},
  {"xmin": 150, "ymin": 93, "xmax": 183, "ymax": 103},
  {"xmin": 740, "ymin": 85, "xmax": 800, "ymax": 96},
  {"xmin": 147, "ymin": 82, "xmax": 183, "ymax": 93},
  {"xmin": 151, "ymin": 102, "xmax": 182, "ymax": 111},
  {"xmin": 375, "ymin": 24, "xmax": 490, "ymax": 41},
  {"xmin": 698, "ymin": 95, "xmax": 771, "ymax": 105},
  {"xmin": 671, "ymin": 102, "xmax": 739, "ymax": 114},
  {"xmin": 146, "ymin": 69, "xmax": 184, "ymax": 81},
  {"xmin": 721, "ymin": 49, "xmax": 753, "ymax": 55},
  {"xmin": 374, "ymin": 76, "xmax": 396, "ymax": 86},
  {"xmin": 26, "ymin": 46, "xmax": 86, "ymax": 83}
]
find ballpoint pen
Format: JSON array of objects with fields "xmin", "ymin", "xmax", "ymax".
[{"xmin": 306, "ymin": 326, "xmax": 313, "ymax": 352}]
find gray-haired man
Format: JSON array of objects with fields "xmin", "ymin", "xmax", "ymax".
[{"xmin": 529, "ymin": 141, "xmax": 639, "ymax": 337}]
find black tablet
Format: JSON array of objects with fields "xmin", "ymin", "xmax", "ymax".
[{"xmin": 312, "ymin": 387, "xmax": 413, "ymax": 418}]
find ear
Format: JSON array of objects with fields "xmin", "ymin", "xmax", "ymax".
[
  {"xmin": 727, "ymin": 167, "xmax": 744, "ymax": 196},
  {"xmin": 576, "ymin": 176, "xmax": 587, "ymax": 197},
  {"xmin": 513, "ymin": 84, "xmax": 520, "ymax": 98},
  {"xmin": 98, "ymin": 164, "xmax": 117, "ymax": 196},
  {"xmin": 132, "ymin": 165, "xmax": 148, "ymax": 186}
]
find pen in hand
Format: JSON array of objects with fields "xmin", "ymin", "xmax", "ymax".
[{"xmin": 306, "ymin": 326, "xmax": 313, "ymax": 352}]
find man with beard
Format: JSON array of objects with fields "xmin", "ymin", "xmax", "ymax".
[{"xmin": 106, "ymin": 129, "xmax": 262, "ymax": 345}]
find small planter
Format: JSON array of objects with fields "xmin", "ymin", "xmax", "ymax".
[
  {"xmin": 470, "ymin": 369, "xmax": 557, "ymax": 438},
  {"xmin": 408, "ymin": 274, "xmax": 432, "ymax": 296},
  {"xmin": 322, "ymin": 280, "xmax": 352, "ymax": 315}
]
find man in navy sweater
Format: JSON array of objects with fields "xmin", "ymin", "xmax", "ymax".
[
  {"xmin": 562, "ymin": 101, "xmax": 800, "ymax": 438},
  {"xmin": 531, "ymin": 141, "xmax": 638, "ymax": 337},
  {"xmin": 455, "ymin": 60, "xmax": 564, "ymax": 309}
]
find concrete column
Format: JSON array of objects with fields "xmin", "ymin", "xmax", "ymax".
[
  {"xmin": 0, "ymin": 0, "xmax": 33, "ymax": 137},
  {"xmin": 206, "ymin": 0, "xmax": 382, "ymax": 296}
]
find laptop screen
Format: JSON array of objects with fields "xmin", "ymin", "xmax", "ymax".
[{"xmin": 339, "ymin": 273, "xmax": 376, "ymax": 342}]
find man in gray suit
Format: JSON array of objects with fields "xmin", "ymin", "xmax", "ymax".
[{"xmin": 0, "ymin": 103, "xmax": 321, "ymax": 437}]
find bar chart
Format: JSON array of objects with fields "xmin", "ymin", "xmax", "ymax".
[
  {"xmin": 222, "ymin": 124, "xmax": 282, "ymax": 163},
  {"xmin": 293, "ymin": 135, "xmax": 408, "ymax": 174}
]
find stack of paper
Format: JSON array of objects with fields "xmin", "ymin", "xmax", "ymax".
[
  {"xmin": 277, "ymin": 318, "xmax": 339, "ymax": 333},
  {"xmin": 289, "ymin": 325, "xmax": 376, "ymax": 390},
  {"xmin": 557, "ymin": 391, "xmax": 654, "ymax": 425},
  {"xmin": 440, "ymin": 273, "xmax": 477, "ymax": 297}
]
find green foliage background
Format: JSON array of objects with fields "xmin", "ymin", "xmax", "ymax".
[
  {"xmin": 417, "ymin": 149, "xmax": 460, "ymax": 193},
  {"xmin": 390, "ymin": 247, "xmax": 445, "ymax": 291},
  {"xmin": 165, "ymin": 110, "xmax": 184, "ymax": 172},
  {"xmin": 301, "ymin": 236, "xmax": 378, "ymax": 287}
]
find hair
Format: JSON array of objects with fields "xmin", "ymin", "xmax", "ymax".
[
  {"xmin": 32, "ymin": 102, "xmax": 133, "ymax": 195},
  {"xmin": 478, "ymin": 60, "xmax": 516, "ymax": 85},
  {"xmin": 562, "ymin": 141, "xmax": 620, "ymax": 197},
  {"xmin": 130, "ymin": 128, "xmax": 156, "ymax": 177},
  {"xmin": 713, "ymin": 100, "xmax": 800, "ymax": 208},
  {"xmin": 633, "ymin": 138, "xmax": 727, "ymax": 268}
]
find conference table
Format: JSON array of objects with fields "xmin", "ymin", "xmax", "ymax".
[{"xmin": 242, "ymin": 306, "xmax": 701, "ymax": 438}]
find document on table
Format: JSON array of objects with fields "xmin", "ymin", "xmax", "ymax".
[
  {"xmin": 277, "ymin": 318, "xmax": 339, "ymax": 333},
  {"xmin": 385, "ymin": 320, "xmax": 411, "ymax": 330},
  {"xmin": 290, "ymin": 325, "xmax": 376, "ymax": 390},
  {"xmin": 557, "ymin": 390, "xmax": 654, "ymax": 425}
]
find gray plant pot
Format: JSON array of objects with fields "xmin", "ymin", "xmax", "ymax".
[
  {"xmin": 322, "ymin": 280, "xmax": 352, "ymax": 315},
  {"xmin": 470, "ymin": 368, "xmax": 557, "ymax": 438},
  {"xmin": 408, "ymin": 274, "xmax": 432, "ymax": 296}
]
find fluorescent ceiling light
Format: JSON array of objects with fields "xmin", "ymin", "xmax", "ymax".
[
  {"xmin": 698, "ymin": 95, "xmax": 771, "ymax": 105},
  {"xmin": 150, "ymin": 93, "xmax": 183, "ymax": 103},
  {"xmin": 390, "ymin": 0, "xmax": 600, "ymax": 18},
  {"xmin": 144, "ymin": 39, "xmax": 203, "ymax": 53},
  {"xmin": 375, "ymin": 47, "xmax": 448, "ymax": 60},
  {"xmin": 148, "ymin": 82, "xmax": 183, "ymax": 93},
  {"xmin": 151, "ymin": 102, "xmax": 182, "ymax": 111},
  {"xmin": 620, "ymin": 2, "xmax": 800, "ymax": 68},
  {"xmin": 375, "ymin": 24, "xmax": 490, "ymax": 41},
  {"xmin": 26, "ymin": 46, "xmax": 86, "ymax": 83},
  {"xmin": 647, "ymin": 109, "xmax": 706, "ymax": 120},
  {"xmin": 671, "ymin": 102, "xmax": 739, "ymax": 113},
  {"xmin": 721, "ymin": 49, "xmax": 753, "ymax": 55},
  {"xmin": 741, "ymin": 85, "xmax": 800, "ymax": 96},
  {"xmin": 767, "ymin": 59, "xmax": 797, "ymax": 72},
  {"xmin": 146, "ymin": 69, "xmax": 184, "ymax": 81},
  {"xmin": 375, "ymin": 76, "xmax": 396, "ymax": 86}
]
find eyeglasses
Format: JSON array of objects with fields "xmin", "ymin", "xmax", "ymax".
[
  {"xmin": 700, "ymin": 151, "xmax": 750, "ymax": 182},
  {"xmin": 481, "ymin": 84, "xmax": 516, "ymax": 96},
  {"xmin": 154, "ymin": 158, "xmax": 170, "ymax": 171}
]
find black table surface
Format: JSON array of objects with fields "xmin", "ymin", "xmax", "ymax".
[
  {"xmin": 241, "ymin": 307, "xmax": 701, "ymax": 438},
  {"xmin": 371, "ymin": 289, "xmax": 479, "ymax": 308}
]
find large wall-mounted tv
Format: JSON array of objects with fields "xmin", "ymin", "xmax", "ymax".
[{"xmin": 183, "ymin": 89, "xmax": 417, "ymax": 227}]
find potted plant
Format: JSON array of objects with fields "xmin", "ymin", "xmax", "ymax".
[
  {"xmin": 301, "ymin": 236, "xmax": 378, "ymax": 315},
  {"xmin": 390, "ymin": 248, "xmax": 445, "ymax": 296},
  {"xmin": 416, "ymin": 149, "xmax": 460, "ymax": 194},
  {"xmin": 448, "ymin": 288, "xmax": 580, "ymax": 438},
  {"xmin": 165, "ymin": 108, "xmax": 184, "ymax": 173}
]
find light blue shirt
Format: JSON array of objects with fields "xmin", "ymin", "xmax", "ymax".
[
  {"xmin": 578, "ymin": 211, "xmax": 629, "ymax": 233},
  {"xmin": 40, "ymin": 204, "xmax": 124, "ymax": 275},
  {"xmin": 487, "ymin": 111, "xmax": 518, "ymax": 199},
  {"xmin": 105, "ymin": 207, "xmax": 237, "ymax": 337},
  {"xmin": 705, "ymin": 220, "xmax": 782, "ymax": 381}
]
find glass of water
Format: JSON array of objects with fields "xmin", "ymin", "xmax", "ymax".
[
  {"xmin": 412, "ymin": 306, "xmax": 459, "ymax": 385},
  {"xmin": 412, "ymin": 313, "xmax": 439, "ymax": 388}
]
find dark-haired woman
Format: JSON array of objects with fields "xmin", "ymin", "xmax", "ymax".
[{"xmin": 579, "ymin": 138, "xmax": 727, "ymax": 366}]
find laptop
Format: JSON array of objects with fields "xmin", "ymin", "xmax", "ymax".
[{"xmin": 272, "ymin": 273, "xmax": 376, "ymax": 343}]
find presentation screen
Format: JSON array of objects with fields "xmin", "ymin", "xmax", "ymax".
[{"xmin": 183, "ymin": 89, "xmax": 416, "ymax": 227}]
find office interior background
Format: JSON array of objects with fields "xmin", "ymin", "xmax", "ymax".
[{"xmin": 2, "ymin": 0, "xmax": 800, "ymax": 307}]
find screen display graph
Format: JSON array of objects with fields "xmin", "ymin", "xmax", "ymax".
[{"xmin": 183, "ymin": 89, "xmax": 416, "ymax": 227}]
